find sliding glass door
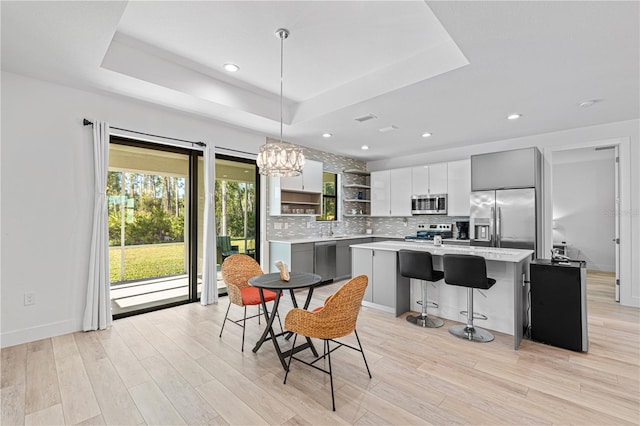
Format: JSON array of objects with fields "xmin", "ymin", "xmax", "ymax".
[
  {"xmin": 215, "ymin": 155, "xmax": 259, "ymax": 295},
  {"xmin": 108, "ymin": 138, "xmax": 203, "ymax": 317}
]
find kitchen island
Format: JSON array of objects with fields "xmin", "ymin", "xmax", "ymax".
[{"xmin": 351, "ymin": 240, "xmax": 533, "ymax": 349}]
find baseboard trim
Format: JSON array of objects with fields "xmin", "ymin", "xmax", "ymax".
[{"xmin": 1, "ymin": 319, "xmax": 78, "ymax": 348}]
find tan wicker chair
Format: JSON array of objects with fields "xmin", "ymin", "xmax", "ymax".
[
  {"xmin": 219, "ymin": 254, "xmax": 281, "ymax": 351},
  {"xmin": 283, "ymin": 275, "xmax": 371, "ymax": 411}
]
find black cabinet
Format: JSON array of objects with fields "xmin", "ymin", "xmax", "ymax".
[{"xmin": 530, "ymin": 259, "xmax": 588, "ymax": 352}]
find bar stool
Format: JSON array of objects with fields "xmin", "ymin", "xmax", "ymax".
[
  {"xmin": 443, "ymin": 254, "xmax": 496, "ymax": 342},
  {"xmin": 398, "ymin": 250, "xmax": 444, "ymax": 328}
]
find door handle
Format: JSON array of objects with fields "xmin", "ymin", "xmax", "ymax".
[
  {"xmin": 490, "ymin": 206, "xmax": 495, "ymax": 245},
  {"xmin": 496, "ymin": 207, "xmax": 502, "ymax": 247}
]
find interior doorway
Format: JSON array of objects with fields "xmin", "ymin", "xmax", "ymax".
[{"xmin": 551, "ymin": 145, "xmax": 619, "ymax": 301}]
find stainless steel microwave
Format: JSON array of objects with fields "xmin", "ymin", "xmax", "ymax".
[{"xmin": 411, "ymin": 194, "xmax": 447, "ymax": 215}]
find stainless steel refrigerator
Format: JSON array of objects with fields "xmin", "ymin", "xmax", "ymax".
[
  {"xmin": 470, "ymin": 147, "xmax": 542, "ymax": 257},
  {"xmin": 470, "ymin": 188, "xmax": 536, "ymax": 252}
]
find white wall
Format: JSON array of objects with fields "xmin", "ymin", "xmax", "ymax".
[
  {"xmin": 1, "ymin": 71, "xmax": 266, "ymax": 347},
  {"xmin": 368, "ymin": 119, "xmax": 640, "ymax": 307},
  {"xmin": 553, "ymin": 151, "xmax": 616, "ymax": 271}
]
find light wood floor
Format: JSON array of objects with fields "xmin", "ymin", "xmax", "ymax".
[{"xmin": 2, "ymin": 271, "xmax": 639, "ymax": 425}]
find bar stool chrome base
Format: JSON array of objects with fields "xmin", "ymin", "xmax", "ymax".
[
  {"xmin": 449, "ymin": 324, "xmax": 494, "ymax": 342},
  {"xmin": 407, "ymin": 313, "xmax": 444, "ymax": 328}
]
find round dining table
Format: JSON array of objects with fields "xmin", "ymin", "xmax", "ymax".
[{"xmin": 249, "ymin": 271, "xmax": 322, "ymax": 371}]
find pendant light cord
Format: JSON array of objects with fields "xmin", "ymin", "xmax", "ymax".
[{"xmin": 279, "ymin": 31, "xmax": 284, "ymax": 144}]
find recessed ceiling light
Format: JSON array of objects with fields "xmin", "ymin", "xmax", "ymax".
[
  {"xmin": 361, "ymin": 145, "xmax": 369, "ymax": 150},
  {"xmin": 243, "ymin": 170, "xmax": 249, "ymax": 173},
  {"xmin": 579, "ymin": 99, "xmax": 601, "ymax": 108},
  {"xmin": 507, "ymin": 113, "xmax": 522, "ymax": 120},
  {"xmin": 421, "ymin": 132, "xmax": 432, "ymax": 138},
  {"xmin": 223, "ymin": 63, "xmax": 240, "ymax": 72},
  {"xmin": 322, "ymin": 133, "xmax": 332, "ymax": 138}
]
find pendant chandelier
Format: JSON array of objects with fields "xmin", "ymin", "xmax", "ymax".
[{"xmin": 256, "ymin": 28, "xmax": 305, "ymax": 177}]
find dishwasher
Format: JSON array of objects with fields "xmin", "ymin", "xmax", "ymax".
[{"xmin": 314, "ymin": 241, "xmax": 336, "ymax": 282}]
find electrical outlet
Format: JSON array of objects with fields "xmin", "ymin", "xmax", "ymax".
[
  {"xmin": 24, "ymin": 292, "xmax": 36, "ymax": 306},
  {"xmin": 284, "ymin": 222, "xmax": 289, "ymax": 229},
  {"xmin": 307, "ymin": 222, "xmax": 312, "ymax": 228},
  {"xmin": 274, "ymin": 222, "xmax": 282, "ymax": 230}
]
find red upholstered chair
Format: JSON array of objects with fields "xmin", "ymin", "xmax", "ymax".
[{"xmin": 219, "ymin": 254, "xmax": 281, "ymax": 351}]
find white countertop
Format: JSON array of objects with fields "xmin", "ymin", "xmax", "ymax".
[
  {"xmin": 269, "ymin": 234, "xmax": 402, "ymax": 244},
  {"xmin": 269, "ymin": 235, "xmax": 471, "ymax": 245},
  {"xmin": 350, "ymin": 240, "xmax": 534, "ymax": 263}
]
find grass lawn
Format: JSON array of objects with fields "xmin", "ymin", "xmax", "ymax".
[
  {"xmin": 110, "ymin": 244, "xmax": 185, "ymax": 283},
  {"xmin": 109, "ymin": 238, "xmax": 254, "ymax": 283}
]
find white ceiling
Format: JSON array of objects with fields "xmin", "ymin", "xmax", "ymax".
[{"xmin": 2, "ymin": 1, "xmax": 638, "ymax": 161}]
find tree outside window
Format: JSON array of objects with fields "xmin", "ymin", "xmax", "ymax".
[{"xmin": 318, "ymin": 172, "xmax": 337, "ymax": 221}]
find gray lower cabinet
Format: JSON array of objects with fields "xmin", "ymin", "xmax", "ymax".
[
  {"xmin": 269, "ymin": 242, "xmax": 314, "ymax": 273},
  {"xmin": 372, "ymin": 251, "xmax": 396, "ymax": 306},
  {"xmin": 351, "ymin": 247, "xmax": 409, "ymax": 316},
  {"xmin": 291, "ymin": 243, "xmax": 314, "ymax": 273},
  {"xmin": 352, "ymin": 248, "xmax": 373, "ymax": 302},
  {"xmin": 336, "ymin": 238, "xmax": 373, "ymax": 280},
  {"xmin": 336, "ymin": 242, "xmax": 350, "ymax": 280}
]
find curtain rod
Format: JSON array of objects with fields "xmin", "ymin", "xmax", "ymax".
[
  {"xmin": 214, "ymin": 146, "xmax": 257, "ymax": 157},
  {"xmin": 83, "ymin": 118, "xmax": 206, "ymax": 147}
]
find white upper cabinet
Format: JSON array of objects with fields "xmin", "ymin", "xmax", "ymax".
[
  {"xmin": 279, "ymin": 173, "xmax": 303, "ymax": 192},
  {"xmin": 411, "ymin": 166, "xmax": 430, "ymax": 195},
  {"xmin": 370, "ymin": 170, "xmax": 390, "ymax": 216},
  {"xmin": 390, "ymin": 168, "xmax": 412, "ymax": 216},
  {"xmin": 371, "ymin": 168, "xmax": 412, "ymax": 216},
  {"xmin": 411, "ymin": 163, "xmax": 448, "ymax": 195},
  {"xmin": 280, "ymin": 159, "xmax": 323, "ymax": 193},
  {"xmin": 429, "ymin": 163, "xmax": 448, "ymax": 194},
  {"xmin": 269, "ymin": 159, "xmax": 324, "ymax": 216},
  {"xmin": 447, "ymin": 159, "xmax": 471, "ymax": 216}
]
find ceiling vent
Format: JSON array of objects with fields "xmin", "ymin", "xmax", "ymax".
[
  {"xmin": 378, "ymin": 125, "xmax": 399, "ymax": 133},
  {"xmin": 354, "ymin": 113, "xmax": 378, "ymax": 123}
]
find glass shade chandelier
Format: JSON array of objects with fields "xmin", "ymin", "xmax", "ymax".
[{"xmin": 256, "ymin": 28, "xmax": 305, "ymax": 177}]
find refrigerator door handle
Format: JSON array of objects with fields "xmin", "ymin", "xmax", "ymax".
[
  {"xmin": 490, "ymin": 206, "xmax": 495, "ymax": 245},
  {"xmin": 496, "ymin": 206, "xmax": 502, "ymax": 247}
]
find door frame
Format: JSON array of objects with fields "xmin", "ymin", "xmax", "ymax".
[
  {"xmin": 109, "ymin": 136, "xmax": 203, "ymax": 319},
  {"xmin": 542, "ymin": 137, "xmax": 633, "ymax": 306},
  {"xmin": 214, "ymin": 153, "xmax": 261, "ymax": 264}
]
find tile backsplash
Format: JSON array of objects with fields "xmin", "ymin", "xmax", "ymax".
[
  {"xmin": 266, "ymin": 140, "xmax": 470, "ymax": 241},
  {"xmin": 371, "ymin": 215, "xmax": 470, "ymax": 237},
  {"xmin": 266, "ymin": 143, "xmax": 368, "ymax": 240}
]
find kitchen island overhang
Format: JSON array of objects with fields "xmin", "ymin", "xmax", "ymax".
[{"xmin": 351, "ymin": 241, "xmax": 534, "ymax": 349}]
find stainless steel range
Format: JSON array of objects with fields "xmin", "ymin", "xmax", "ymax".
[{"xmin": 405, "ymin": 224, "xmax": 453, "ymax": 241}]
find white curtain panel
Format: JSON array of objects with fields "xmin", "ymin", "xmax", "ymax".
[
  {"xmin": 201, "ymin": 145, "xmax": 218, "ymax": 305},
  {"xmin": 83, "ymin": 120, "xmax": 112, "ymax": 330}
]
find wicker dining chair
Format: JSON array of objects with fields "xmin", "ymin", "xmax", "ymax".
[
  {"xmin": 219, "ymin": 254, "xmax": 281, "ymax": 351},
  {"xmin": 283, "ymin": 275, "xmax": 371, "ymax": 411}
]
